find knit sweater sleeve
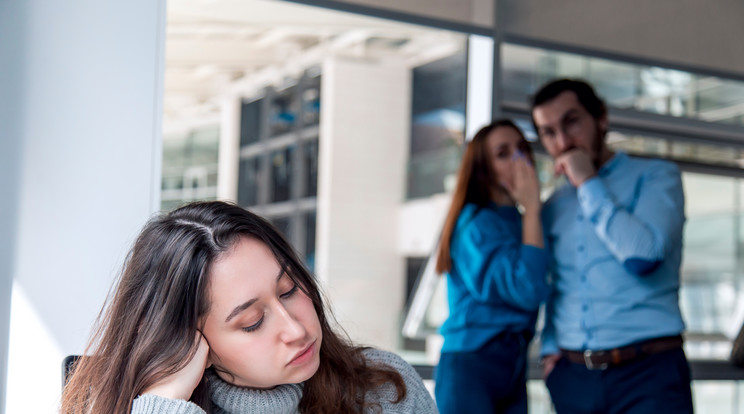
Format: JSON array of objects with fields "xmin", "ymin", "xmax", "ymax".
[
  {"xmin": 363, "ymin": 349, "xmax": 439, "ymax": 413},
  {"xmin": 131, "ymin": 394, "xmax": 206, "ymax": 414}
]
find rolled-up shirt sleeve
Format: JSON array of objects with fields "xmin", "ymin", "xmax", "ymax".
[{"xmin": 577, "ymin": 162, "xmax": 685, "ymax": 276}]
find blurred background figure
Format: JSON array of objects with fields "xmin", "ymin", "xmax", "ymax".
[
  {"xmin": 533, "ymin": 79, "xmax": 692, "ymax": 414},
  {"xmin": 434, "ymin": 120, "xmax": 548, "ymax": 414}
]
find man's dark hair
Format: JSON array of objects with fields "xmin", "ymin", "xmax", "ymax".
[{"xmin": 531, "ymin": 78, "xmax": 607, "ymax": 124}]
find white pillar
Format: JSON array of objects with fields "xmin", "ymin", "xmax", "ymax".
[
  {"xmin": 0, "ymin": 1, "xmax": 166, "ymax": 413},
  {"xmin": 316, "ymin": 57, "xmax": 411, "ymax": 351},
  {"xmin": 218, "ymin": 95, "xmax": 242, "ymax": 202}
]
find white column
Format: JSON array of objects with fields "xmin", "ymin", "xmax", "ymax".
[
  {"xmin": 466, "ymin": 34, "xmax": 495, "ymax": 141},
  {"xmin": 0, "ymin": 1, "xmax": 166, "ymax": 413},
  {"xmin": 316, "ymin": 57, "xmax": 411, "ymax": 351},
  {"xmin": 217, "ymin": 94, "xmax": 242, "ymax": 202}
]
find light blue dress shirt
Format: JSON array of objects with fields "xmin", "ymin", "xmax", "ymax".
[
  {"xmin": 440, "ymin": 203, "xmax": 549, "ymax": 353},
  {"xmin": 540, "ymin": 152, "xmax": 686, "ymax": 355}
]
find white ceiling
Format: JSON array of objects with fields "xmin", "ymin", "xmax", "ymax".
[{"xmin": 163, "ymin": 0, "xmax": 466, "ymax": 124}]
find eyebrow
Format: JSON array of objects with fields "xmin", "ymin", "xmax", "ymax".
[
  {"xmin": 538, "ymin": 108, "xmax": 581, "ymax": 133},
  {"xmin": 224, "ymin": 268, "xmax": 286, "ymax": 323}
]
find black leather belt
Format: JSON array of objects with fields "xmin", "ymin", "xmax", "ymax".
[{"xmin": 561, "ymin": 335, "xmax": 683, "ymax": 370}]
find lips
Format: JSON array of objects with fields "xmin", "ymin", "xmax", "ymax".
[{"xmin": 288, "ymin": 340, "xmax": 316, "ymax": 366}]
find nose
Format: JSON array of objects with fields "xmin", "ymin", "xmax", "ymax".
[
  {"xmin": 556, "ymin": 129, "xmax": 572, "ymax": 152},
  {"xmin": 275, "ymin": 303, "xmax": 306, "ymax": 343}
]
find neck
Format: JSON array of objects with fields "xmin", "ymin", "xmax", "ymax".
[
  {"xmin": 597, "ymin": 148, "xmax": 615, "ymax": 169},
  {"xmin": 491, "ymin": 188, "xmax": 514, "ymax": 206}
]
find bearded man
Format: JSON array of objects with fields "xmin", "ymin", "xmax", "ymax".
[{"xmin": 533, "ymin": 79, "xmax": 693, "ymax": 414}]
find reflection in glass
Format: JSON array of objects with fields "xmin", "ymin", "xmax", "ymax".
[
  {"xmin": 270, "ymin": 146, "xmax": 294, "ymax": 203},
  {"xmin": 301, "ymin": 74, "xmax": 321, "ymax": 126},
  {"xmin": 304, "ymin": 139, "xmax": 319, "ymax": 198},
  {"xmin": 408, "ymin": 48, "xmax": 467, "ymax": 199},
  {"xmin": 501, "ymin": 44, "xmax": 744, "ymax": 127},
  {"xmin": 161, "ymin": 126, "xmax": 219, "ymax": 211},
  {"xmin": 238, "ymin": 156, "xmax": 262, "ymax": 207},
  {"xmin": 305, "ymin": 210, "xmax": 316, "ymax": 271},
  {"xmin": 272, "ymin": 216, "xmax": 292, "ymax": 240},
  {"xmin": 681, "ymin": 173, "xmax": 741, "ymax": 352},
  {"xmin": 269, "ymin": 85, "xmax": 299, "ymax": 137},
  {"xmin": 240, "ymin": 99, "xmax": 262, "ymax": 146}
]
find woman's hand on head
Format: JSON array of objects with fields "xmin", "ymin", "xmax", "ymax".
[
  {"xmin": 141, "ymin": 332, "xmax": 212, "ymax": 401},
  {"xmin": 503, "ymin": 155, "xmax": 541, "ymax": 213}
]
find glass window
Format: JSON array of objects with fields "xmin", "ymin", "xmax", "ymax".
[
  {"xmin": 681, "ymin": 173, "xmax": 740, "ymax": 348},
  {"xmin": 269, "ymin": 86, "xmax": 299, "ymax": 137},
  {"xmin": 607, "ymin": 132, "xmax": 744, "ymax": 169},
  {"xmin": 303, "ymin": 139, "xmax": 319, "ymax": 198},
  {"xmin": 161, "ymin": 126, "xmax": 219, "ymax": 211},
  {"xmin": 270, "ymin": 146, "xmax": 294, "ymax": 203},
  {"xmin": 403, "ymin": 257, "xmax": 428, "ymax": 352},
  {"xmin": 240, "ymin": 99, "xmax": 263, "ymax": 146},
  {"xmin": 697, "ymin": 79, "xmax": 744, "ymax": 125},
  {"xmin": 237, "ymin": 156, "xmax": 262, "ymax": 207},
  {"xmin": 301, "ymin": 74, "xmax": 321, "ymax": 126},
  {"xmin": 501, "ymin": 44, "xmax": 744, "ymax": 127},
  {"xmin": 272, "ymin": 216, "xmax": 292, "ymax": 240},
  {"xmin": 305, "ymin": 210, "xmax": 316, "ymax": 271},
  {"xmin": 407, "ymin": 47, "xmax": 468, "ymax": 199}
]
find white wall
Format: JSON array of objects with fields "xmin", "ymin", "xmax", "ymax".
[
  {"xmin": 0, "ymin": 2, "xmax": 26, "ymax": 411},
  {"xmin": 0, "ymin": 1, "xmax": 166, "ymax": 413},
  {"xmin": 316, "ymin": 57, "xmax": 411, "ymax": 351}
]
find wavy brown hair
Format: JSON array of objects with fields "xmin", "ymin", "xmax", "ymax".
[
  {"xmin": 435, "ymin": 119, "xmax": 532, "ymax": 274},
  {"xmin": 60, "ymin": 201, "xmax": 405, "ymax": 413}
]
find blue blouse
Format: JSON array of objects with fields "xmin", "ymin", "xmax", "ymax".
[{"xmin": 440, "ymin": 202, "xmax": 549, "ymax": 353}]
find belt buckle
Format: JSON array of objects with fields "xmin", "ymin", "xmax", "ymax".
[{"xmin": 583, "ymin": 349, "xmax": 608, "ymax": 370}]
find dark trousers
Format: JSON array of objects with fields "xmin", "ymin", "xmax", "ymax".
[
  {"xmin": 435, "ymin": 332, "xmax": 529, "ymax": 414},
  {"xmin": 546, "ymin": 347, "xmax": 694, "ymax": 414}
]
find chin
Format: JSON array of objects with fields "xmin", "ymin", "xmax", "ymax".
[{"xmin": 294, "ymin": 355, "xmax": 321, "ymax": 384}]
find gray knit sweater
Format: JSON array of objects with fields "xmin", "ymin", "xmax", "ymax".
[{"xmin": 132, "ymin": 349, "xmax": 438, "ymax": 413}]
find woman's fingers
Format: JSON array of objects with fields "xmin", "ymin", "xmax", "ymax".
[
  {"xmin": 141, "ymin": 332, "xmax": 210, "ymax": 401},
  {"xmin": 510, "ymin": 156, "xmax": 540, "ymax": 211}
]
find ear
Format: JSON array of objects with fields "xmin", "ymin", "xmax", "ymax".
[{"xmin": 598, "ymin": 112, "xmax": 609, "ymax": 132}]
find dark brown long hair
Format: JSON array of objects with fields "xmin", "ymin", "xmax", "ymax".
[
  {"xmin": 60, "ymin": 201, "xmax": 404, "ymax": 413},
  {"xmin": 435, "ymin": 119, "xmax": 531, "ymax": 274}
]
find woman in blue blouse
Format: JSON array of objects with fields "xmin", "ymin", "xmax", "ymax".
[{"xmin": 434, "ymin": 119, "xmax": 548, "ymax": 414}]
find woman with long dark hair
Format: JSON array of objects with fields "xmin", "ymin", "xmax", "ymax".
[
  {"xmin": 60, "ymin": 201, "xmax": 437, "ymax": 413},
  {"xmin": 434, "ymin": 119, "xmax": 549, "ymax": 413}
]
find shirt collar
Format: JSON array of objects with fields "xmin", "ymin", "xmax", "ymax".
[{"xmin": 598, "ymin": 151, "xmax": 626, "ymax": 177}]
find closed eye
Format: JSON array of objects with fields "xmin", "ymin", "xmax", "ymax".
[
  {"xmin": 281, "ymin": 284, "xmax": 298, "ymax": 299},
  {"xmin": 242, "ymin": 315, "xmax": 264, "ymax": 333}
]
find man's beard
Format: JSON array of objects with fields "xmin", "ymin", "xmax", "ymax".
[
  {"xmin": 592, "ymin": 123, "xmax": 607, "ymax": 170},
  {"xmin": 558, "ymin": 123, "xmax": 606, "ymax": 169}
]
